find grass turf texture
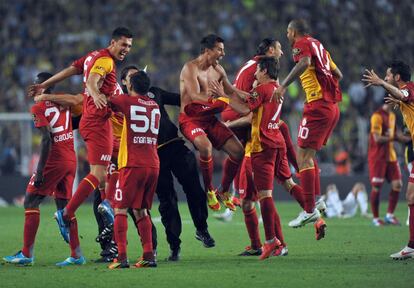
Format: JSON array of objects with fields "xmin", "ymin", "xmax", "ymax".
[{"xmin": 0, "ymin": 201, "xmax": 411, "ymax": 288}]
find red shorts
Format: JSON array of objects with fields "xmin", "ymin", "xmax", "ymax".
[
  {"xmin": 26, "ymin": 160, "xmax": 76, "ymax": 200},
  {"xmin": 297, "ymin": 100, "xmax": 340, "ymax": 150},
  {"xmin": 179, "ymin": 113, "xmax": 234, "ymax": 149},
  {"xmin": 251, "ymin": 148, "xmax": 277, "ymax": 191},
  {"xmin": 274, "ymin": 146, "xmax": 292, "ymax": 183},
  {"xmin": 369, "ymin": 160, "xmax": 401, "ymax": 186},
  {"xmin": 238, "ymin": 156, "xmax": 258, "ymax": 201},
  {"xmin": 114, "ymin": 167, "xmax": 159, "ymax": 209},
  {"xmin": 80, "ymin": 117, "xmax": 113, "ymax": 165}
]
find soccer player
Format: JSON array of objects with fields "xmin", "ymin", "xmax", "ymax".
[
  {"xmin": 323, "ymin": 183, "xmax": 369, "ymax": 219},
  {"xmin": 179, "ymin": 34, "xmax": 244, "ymax": 212},
  {"xmin": 368, "ymin": 103, "xmax": 403, "ymax": 226},
  {"xmin": 3, "ymin": 72, "xmax": 84, "ymax": 266},
  {"xmin": 362, "ymin": 60, "xmax": 414, "ymax": 260},
  {"xmin": 211, "ymin": 57, "xmax": 284, "ymax": 260},
  {"xmin": 30, "ymin": 27, "xmax": 133, "ymax": 239},
  {"xmin": 274, "ymin": 19, "xmax": 343, "ymax": 232},
  {"xmin": 120, "ymin": 66, "xmax": 214, "ymax": 260},
  {"xmin": 107, "ymin": 71, "xmax": 159, "ymax": 269}
]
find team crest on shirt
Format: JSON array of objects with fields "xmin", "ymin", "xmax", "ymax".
[
  {"xmin": 250, "ymin": 91, "xmax": 259, "ymax": 102},
  {"xmin": 401, "ymin": 89, "xmax": 409, "ymax": 98},
  {"xmin": 292, "ymin": 48, "xmax": 301, "ymax": 56},
  {"xmin": 302, "ymin": 118, "xmax": 307, "ymax": 126},
  {"xmin": 147, "ymin": 92, "xmax": 155, "ymax": 99},
  {"xmin": 95, "ymin": 66, "xmax": 105, "ymax": 71}
]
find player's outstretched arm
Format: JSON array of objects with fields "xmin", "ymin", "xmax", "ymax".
[
  {"xmin": 224, "ymin": 112, "xmax": 253, "ymax": 129},
  {"xmin": 210, "ymin": 80, "xmax": 250, "ymax": 115},
  {"xmin": 274, "ymin": 56, "xmax": 311, "ymax": 103},
  {"xmin": 156, "ymin": 87, "xmax": 181, "ymax": 106},
  {"xmin": 34, "ymin": 126, "xmax": 52, "ymax": 187},
  {"xmin": 362, "ymin": 69, "xmax": 406, "ymax": 100},
  {"xmin": 34, "ymin": 93, "xmax": 83, "ymax": 108},
  {"xmin": 28, "ymin": 66, "xmax": 79, "ymax": 97},
  {"xmin": 86, "ymin": 73, "xmax": 108, "ymax": 109}
]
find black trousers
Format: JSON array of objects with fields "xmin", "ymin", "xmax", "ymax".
[
  {"xmin": 93, "ymin": 140, "xmax": 208, "ymax": 251},
  {"xmin": 156, "ymin": 140, "xmax": 208, "ymax": 250}
]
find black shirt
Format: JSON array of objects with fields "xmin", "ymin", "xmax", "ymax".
[{"xmin": 148, "ymin": 87, "xmax": 181, "ymax": 146}]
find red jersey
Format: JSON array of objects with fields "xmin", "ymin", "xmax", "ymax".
[
  {"xmin": 221, "ymin": 56, "xmax": 260, "ymax": 122},
  {"xmin": 293, "ymin": 36, "xmax": 342, "ymax": 103},
  {"xmin": 111, "ymin": 94, "xmax": 160, "ymax": 169},
  {"xmin": 368, "ymin": 108, "xmax": 397, "ymax": 163},
  {"xmin": 245, "ymin": 81, "xmax": 285, "ymax": 153},
  {"xmin": 72, "ymin": 48, "xmax": 123, "ymax": 121},
  {"xmin": 31, "ymin": 101, "xmax": 75, "ymax": 163}
]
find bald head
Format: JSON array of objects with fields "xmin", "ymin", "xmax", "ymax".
[{"xmin": 288, "ymin": 19, "xmax": 309, "ymax": 36}]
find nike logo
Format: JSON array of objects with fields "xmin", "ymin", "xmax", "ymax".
[{"xmin": 401, "ymin": 251, "xmax": 413, "ymax": 256}]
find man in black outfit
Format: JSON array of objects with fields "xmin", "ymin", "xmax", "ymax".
[{"xmin": 95, "ymin": 65, "xmax": 215, "ymax": 262}]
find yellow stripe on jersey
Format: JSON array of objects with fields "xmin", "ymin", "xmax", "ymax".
[
  {"xmin": 118, "ymin": 116, "xmax": 128, "ymax": 169},
  {"xmin": 245, "ymin": 106, "xmax": 264, "ymax": 153},
  {"xmin": 370, "ymin": 113, "xmax": 383, "ymax": 134},
  {"xmin": 299, "ymin": 64, "xmax": 323, "ymax": 103},
  {"xmin": 327, "ymin": 52, "xmax": 337, "ymax": 71},
  {"xmin": 388, "ymin": 112, "xmax": 396, "ymax": 162},
  {"xmin": 110, "ymin": 115, "xmax": 124, "ymax": 139},
  {"xmin": 90, "ymin": 57, "xmax": 113, "ymax": 77}
]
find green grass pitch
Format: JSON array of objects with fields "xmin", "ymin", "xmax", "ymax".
[{"xmin": 0, "ymin": 201, "xmax": 412, "ymax": 288}]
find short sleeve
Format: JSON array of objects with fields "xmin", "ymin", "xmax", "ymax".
[
  {"xmin": 90, "ymin": 57, "xmax": 113, "ymax": 77},
  {"xmin": 370, "ymin": 113, "xmax": 382, "ymax": 134},
  {"xmin": 327, "ymin": 52, "xmax": 337, "ymax": 71},
  {"xmin": 31, "ymin": 104, "xmax": 48, "ymax": 128},
  {"xmin": 71, "ymin": 55, "xmax": 87, "ymax": 74},
  {"xmin": 292, "ymin": 38, "xmax": 312, "ymax": 62},
  {"xmin": 246, "ymin": 86, "xmax": 266, "ymax": 111}
]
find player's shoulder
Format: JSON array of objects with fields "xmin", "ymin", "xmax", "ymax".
[{"xmin": 402, "ymin": 82, "xmax": 414, "ymax": 95}]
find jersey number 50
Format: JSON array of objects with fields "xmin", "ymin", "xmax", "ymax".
[{"xmin": 130, "ymin": 106, "xmax": 161, "ymax": 135}]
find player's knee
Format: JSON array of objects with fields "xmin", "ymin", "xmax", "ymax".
[
  {"xmin": 392, "ymin": 180, "xmax": 403, "ymax": 191},
  {"xmin": 406, "ymin": 184, "xmax": 414, "ymax": 204},
  {"xmin": 194, "ymin": 137, "xmax": 212, "ymax": 157},
  {"xmin": 241, "ymin": 199, "xmax": 254, "ymax": 212},
  {"xmin": 23, "ymin": 193, "xmax": 43, "ymax": 209},
  {"xmin": 135, "ymin": 208, "xmax": 148, "ymax": 219}
]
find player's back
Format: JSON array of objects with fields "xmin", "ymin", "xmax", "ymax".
[
  {"xmin": 72, "ymin": 49, "xmax": 122, "ymax": 120},
  {"xmin": 31, "ymin": 101, "xmax": 75, "ymax": 163},
  {"xmin": 293, "ymin": 36, "xmax": 341, "ymax": 103},
  {"xmin": 112, "ymin": 94, "xmax": 160, "ymax": 169},
  {"xmin": 399, "ymin": 82, "xmax": 414, "ymax": 138}
]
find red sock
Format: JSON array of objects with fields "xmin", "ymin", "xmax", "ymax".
[
  {"xmin": 289, "ymin": 184, "xmax": 305, "ymax": 209},
  {"xmin": 221, "ymin": 156, "xmax": 241, "ymax": 192},
  {"xmin": 370, "ymin": 188, "xmax": 380, "ymax": 218},
  {"xmin": 273, "ymin": 206, "xmax": 285, "ymax": 246},
  {"xmin": 409, "ymin": 204, "xmax": 414, "ymax": 248},
  {"xmin": 387, "ymin": 189, "xmax": 400, "ymax": 214},
  {"xmin": 259, "ymin": 197, "xmax": 276, "ymax": 241},
  {"xmin": 137, "ymin": 215, "xmax": 154, "ymax": 261},
  {"xmin": 69, "ymin": 217, "xmax": 81, "ymax": 258},
  {"xmin": 106, "ymin": 171, "xmax": 119, "ymax": 206},
  {"xmin": 66, "ymin": 173, "xmax": 100, "ymax": 217},
  {"xmin": 313, "ymin": 158, "xmax": 321, "ymax": 197},
  {"xmin": 199, "ymin": 156, "xmax": 214, "ymax": 191},
  {"xmin": 300, "ymin": 167, "xmax": 315, "ymax": 213},
  {"xmin": 243, "ymin": 207, "xmax": 261, "ymax": 249},
  {"xmin": 22, "ymin": 208, "xmax": 40, "ymax": 258},
  {"xmin": 114, "ymin": 214, "xmax": 128, "ymax": 261}
]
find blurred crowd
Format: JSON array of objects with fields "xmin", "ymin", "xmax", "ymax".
[{"xmin": 0, "ymin": 0, "xmax": 413, "ymax": 176}]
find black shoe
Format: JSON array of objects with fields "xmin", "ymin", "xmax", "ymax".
[
  {"xmin": 195, "ymin": 230, "xmax": 215, "ymax": 248},
  {"xmin": 166, "ymin": 247, "xmax": 180, "ymax": 261},
  {"xmin": 100, "ymin": 241, "xmax": 118, "ymax": 257},
  {"xmin": 96, "ymin": 224, "xmax": 114, "ymax": 243},
  {"xmin": 94, "ymin": 255, "xmax": 117, "ymax": 263}
]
